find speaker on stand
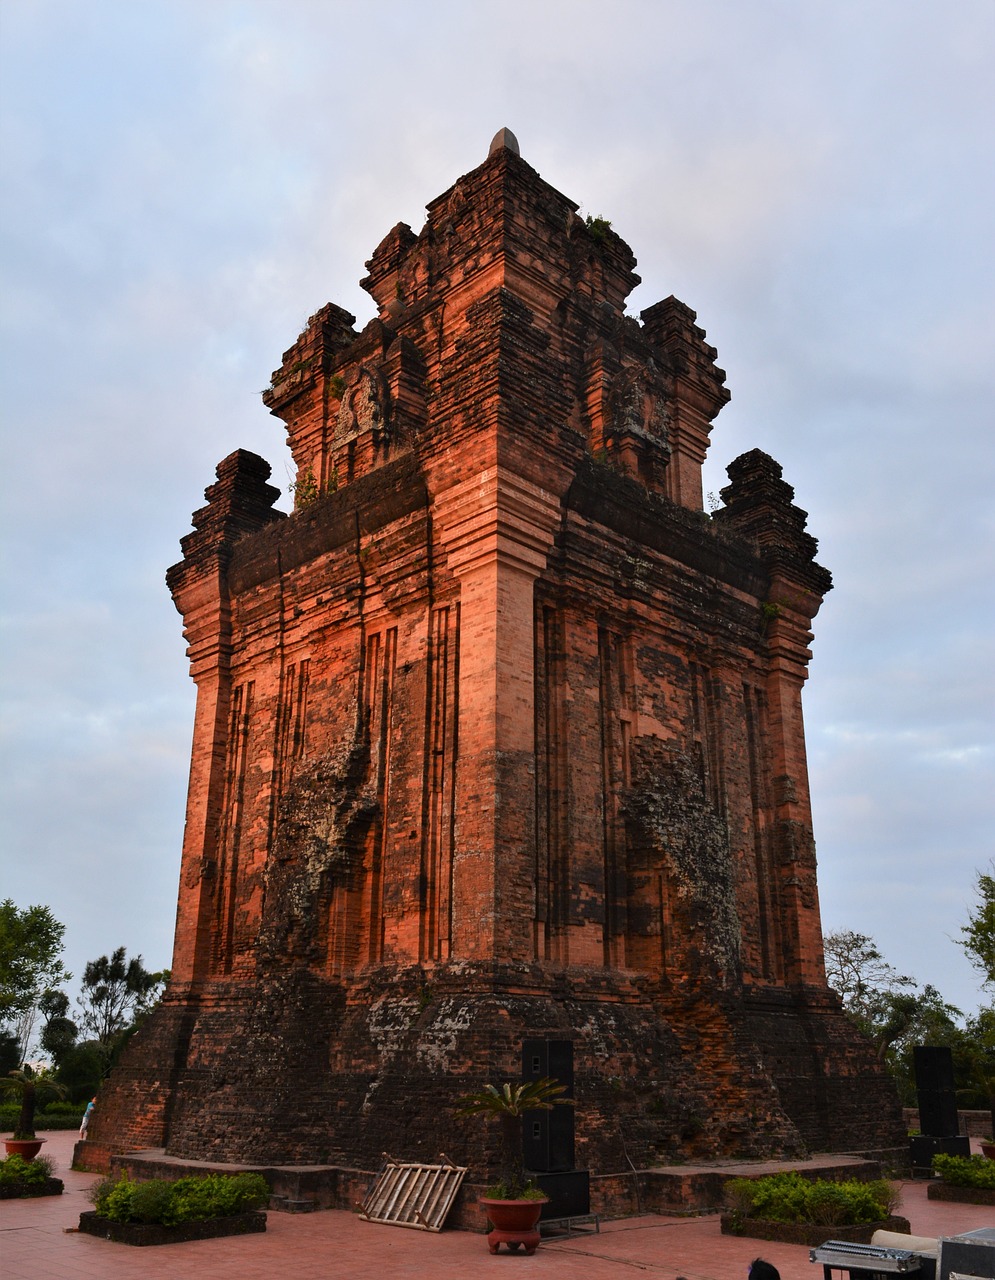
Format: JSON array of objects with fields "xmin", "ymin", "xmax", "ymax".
[
  {"xmin": 521, "ymin": 1038, "xmax": 589, "ymax": 1220},
  {"xmin": 908, "ymin": 1045, "xmax": 969, "ymax": 1175}
]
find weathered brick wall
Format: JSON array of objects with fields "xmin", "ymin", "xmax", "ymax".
[{"xmin": 85, "ymin": 134, "xmax": 904, "ymax": 1185}]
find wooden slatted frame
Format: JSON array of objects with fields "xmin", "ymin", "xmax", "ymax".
[{"xmin": 359, "ymin": 1160, "xmax": 468, "ymax": 1231}]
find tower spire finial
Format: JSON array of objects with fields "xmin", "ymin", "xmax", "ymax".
[{"xmin": 488, "ymin": 127, "xmax": 520, "ymax": 157}]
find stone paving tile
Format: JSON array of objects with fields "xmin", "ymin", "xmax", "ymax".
[{"xmin": 4, "ymin": 1132, "xmax": 992, "ymax": 1280}]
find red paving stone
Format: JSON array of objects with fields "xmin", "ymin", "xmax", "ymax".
[{"xmin": 3, "ymin": 1132, "xmax": 992, "ymax": 1280}]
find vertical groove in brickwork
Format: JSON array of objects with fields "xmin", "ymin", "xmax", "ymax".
[
  {"xmin": 445, "ymin": 603, "xmax": 459, "ymax": 957},
  {"xmin": 365, "ymin": 630, "xmax": 394, "ymax": 964},
  {"xmin": 689, "ymin": 661, "xmax": 710, "ymax": 798},
  {"xmin": 535, "ymin": 603, "xmax": 570, "ymax": 963},
  {"xmin": 425, "ymin": 607, "xmax": 447, "ymax": 960},
  {"xmin": 658, "ymin": 868, "xmax": 671, "ymax": 983},
  {"xmin": 275, "ymin": 659, "xmax": 310, "ymax": 793},
  {"xmin": 598, "ymin": 625, "xmax": 631, "ymax": 967},
  {"xmin": 421, "ymin": 605, "xmax": 459, "ymax": 961},
  {"xmin": 743, "ymin": 680, "xmax": 783, "ymax": 982},
  {"xmin": 706, "ymin": 672, "xmax": 728, "ymax": 817},
  {"xmin": 216, "ymin": 680, "xmax": 253, "ymax": 974}
]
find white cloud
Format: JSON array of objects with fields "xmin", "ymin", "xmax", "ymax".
[{"xmin": 1, "ymin": 0, "xmax": 992, "ymax": 1018}]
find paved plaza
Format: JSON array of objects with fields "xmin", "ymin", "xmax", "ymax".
[{"xmin": 2, "ymin": 1131, "xmax": 992, "ymax": 1280}]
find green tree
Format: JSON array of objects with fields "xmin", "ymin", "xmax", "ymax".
[
  {"xmin": 76, "ymin": 947, "xmax": 168, "ymax": 1048},
  {"xmin": 52, "ymin": 1041, "xmax": 105, "ymax": 1102},
  {"xmin": 0, "ymin": 1031, "xmax": 20, "ymax": 1076},
  {"xmin": 34, "ymin": 988, "xmax": 104, "ymax": 1101},
  {"xmin": 38, "ymin": 989, "xmax": 78, "ymax": 1071},
  {"xmin": 948, "ymin": 1006, "xmax": 995, "ymax": 1136},
  {"xmin": 823, "ymin": 929, "xmax": 966, "ymax": 1103},
  {"xmin": 823, "ymin": 929, "xmax": 916, "ymax": 1051},
  {"xmin": 959, "ymin": 864, "xmax": 995, "ymax": 990},
  {"xmin": 0, "ymin": 901, "xmax": 71, "ymax": 1062},
  {"xmin": 884, "ymin": 985, "xmax": 964, "ymax": 1105}
]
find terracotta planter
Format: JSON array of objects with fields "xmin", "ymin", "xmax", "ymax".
[
  {"xmin": 4, "ymin": 1138, "xmax": 45, "ymax": 1161},
  {"xmin": 979, "ymin": 1141, "xmax": 995, "ymax": 1160},
  {"xmin": 480, "ymin": 1196, "xmax": 548, "ymax": 1255}
]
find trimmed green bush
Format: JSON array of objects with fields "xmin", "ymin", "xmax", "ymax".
[
  {"xmin": 41, "ymin": 1100, "xmax": 86, "ymax": 1117},
  {"xmin": 88, "ymin": 1171, "xmax": 269, "ymax": 1225},
  {"xmin": 933, "ymin": 1153, "xmax": 995, "ymax": 1189},
  {"xmin": 0, "ymin": 1153, "xmax": 49, "ymax": 1187},
  {"xmin": 1, "ymin": 1105, "xmax": 85, "ymax": 1131},
  {"xmin": 2, "ymin": 1116, "xmax": 82, "ymax": 1130},
  {"xmin": 725, "ymin": 1172, "xmax": 897, "ymax": 1226}
]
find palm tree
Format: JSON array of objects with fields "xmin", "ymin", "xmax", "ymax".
[
  {"xmin": 457, "ymin": 1077, "xmax": 573, "ymax": 1198},
  {"xmin": 0, "ymin": 1064, "xmax": 67, "ymax": 1139}
]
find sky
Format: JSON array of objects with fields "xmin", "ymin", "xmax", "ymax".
[{"xmin": 1, "ymin": 0, "xmax": 992, "ymax": 1026}]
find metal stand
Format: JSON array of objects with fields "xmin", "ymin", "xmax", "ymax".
[{"xmin": 538, "ymin": 1213, "xmax": 601, "ymax": 1239}]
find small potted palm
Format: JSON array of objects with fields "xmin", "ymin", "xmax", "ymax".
[
  {"xmin": 457, "ymin": 1077, "xmax": 573, "ymax": 1255},
  {"xmin": 1, "ymin": 1065, "xmax": 67, "ymax": 1160}
]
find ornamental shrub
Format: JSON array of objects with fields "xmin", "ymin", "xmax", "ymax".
[
  {"xmin": 165, "ymin": 1173, "xmax": 269, "ymax": 1224},
  {"xmin": 806, "ymin": 1180, "xmax": 855, "ymax": 1226},
  {"xmin": 1, "ymin": 1104, "xmax": 85, "ymax": 1130},
  {"xmin": 933, "ymin": 1153, "xmax": 995, "ymax": 1189},
  {"xmin": 128, "ymin": 1179, "xmax": 176, "ymax": 1224},
  {"xmin": 89, "ymin": 1171, "xmax": 269, "ymax": 1224},
  {"xmin": 0, "ymin": 1153, "xmax": 48, "ymax": 1187},
  {"xmin": 724, "ymin": 1172, "xmax": 897, "ymax": 1225},
  {"xmin": 41, "ymin": 1101, "xmax": 86, "ymax": 1117},
  {"xmin": 102, "ymin": 1174, "xmax": 143, "ymax": 1222}
]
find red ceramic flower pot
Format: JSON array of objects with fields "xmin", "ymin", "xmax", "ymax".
[
  {"xmin": 4, "ymin": 1138, "xmax": 45, "ymax": 1161},
  {"xmin": 479, "ymin": 1196, "xmax": 547, "ymax": 1255}
]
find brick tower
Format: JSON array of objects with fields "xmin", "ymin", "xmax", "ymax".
[{"xmin": 84, "ymin": 131, "xmax": 903, "ymax": 1193}]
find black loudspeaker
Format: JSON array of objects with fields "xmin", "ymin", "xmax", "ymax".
[
  {"xmin": 914, "ymin": 1046, "xmax": 959, "ymax": 1138},
  {"xmin": 939, "ymin": 1229, "xmax": 995, "ymax": 1280},
  {"xmin": 522, "ymin": 1039, "xmax": 575, "ymax": 1172},
  {"xmin": 533, "ymin": 1170, "xmax": 590, "ymax": 1221},
  {"xmin": 909, "ymin": 1134, "xmax": 970, "ymax": 1177}
]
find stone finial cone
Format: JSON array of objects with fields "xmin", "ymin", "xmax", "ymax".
[{"xmin": 488, "ymin": 127, "xmax": 520, "ymax": 157}]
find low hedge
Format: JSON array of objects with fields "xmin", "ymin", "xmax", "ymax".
[
  {"xmin": 0, "ymin": 1152, "xmax": 64, "ymax": 1198},
  {"xmin": 1, "ymin": 1105, "xmax": 86, "ymax": 1132},
  {"xmin": 932, "ymin": 1153, "xmax": 995, "ymax": 1189},
  {"xmin": 724, "ymin": 1171, "xmax": 898, "ymax": 1227},
  {"xmin": 88, "ymin": 1171, "xmax": 269, "ymax": 1226},
  {"xmin": 42, "ymin": 1101, "xmax": 87, "ymax": 1116},
  {"xmin": 1, "ymin": 1152, "xmax": 51, "ymax": 1188}
]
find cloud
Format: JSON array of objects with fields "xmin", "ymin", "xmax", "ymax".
[{"xmin": 1, "ymin": 0, "xmax": 992, "ymax": 1021}]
